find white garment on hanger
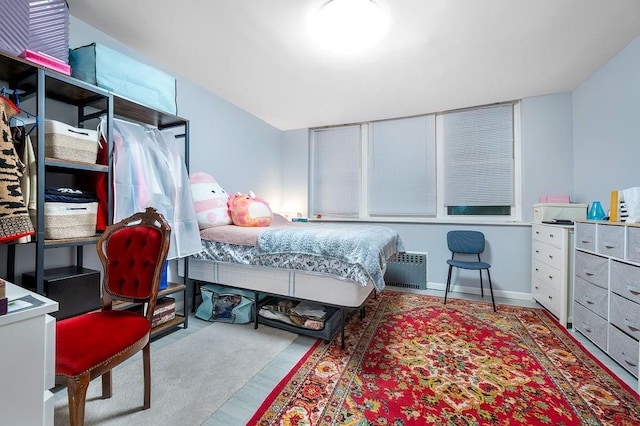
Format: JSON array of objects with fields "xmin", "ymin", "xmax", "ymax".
[{"xmin": 105, "ymin": 117, "xmax": 202, "ymax": 260}]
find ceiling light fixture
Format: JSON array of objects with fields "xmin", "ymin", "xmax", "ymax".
[{"xmin": 308, "ymin": 0, "xmax": 388, "ymax": 54}]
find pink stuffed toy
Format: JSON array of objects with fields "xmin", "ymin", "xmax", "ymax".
[
  {"xmin": 189, "ymin": 172, "xmax": 232, "ymax": 229},
  {"xmin": 228, "ymin": 191, "xmax": 273, "ymax": 227}
]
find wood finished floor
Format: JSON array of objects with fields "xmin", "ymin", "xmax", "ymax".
[{"xmin": 54, "ymin": 288, "xmax": 638, "ymax": 425}]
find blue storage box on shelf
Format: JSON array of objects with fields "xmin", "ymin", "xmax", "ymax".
[{"xmin": 69, "ymin": 43, "xmax": 177, "ymax": 115}]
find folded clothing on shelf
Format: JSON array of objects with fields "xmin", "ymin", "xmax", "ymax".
[{"xmin": 45, "ymin": 187, "xmax": 98, "ymax": 203}]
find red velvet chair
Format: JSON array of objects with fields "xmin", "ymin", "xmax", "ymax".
[{"xmin": 55, "ymin": 207, "xmax": 171, "ymax": 426}]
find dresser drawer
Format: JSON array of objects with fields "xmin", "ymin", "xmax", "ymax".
[
  {"xmin": 575, "ymin": 222, "xmax": 596, "ymax": 251},
  {"xmin": 610, "ymin": 260, "xmax": 640, "ymax": 304},
  {"xmin": 628, "ymin": 227, "xmax": 640, "ymax": 263},
  {"xmin": 597, "ymin": 224, "xmax": 625, "ymax": 259},
  {"xmin": 574, "ymin": 251, "xmax": 608, "ymax": 288},
  {"xmin": 608, "ymin": 324, "xmax": 639, "ymax": 378},
  {"xmin": 532, "ymin": 224, "xmax": 564, "ymax": 247},
  {"xmin": 532, "ymin": 239, "xmax": 563, "ymax": 270},
  {"xmin": 532, "ymin": 258, "xmax": 563, "ymax": 291},
  {"xmin": 532, "ymin": 277, "xmax": 561, "ymax": 317},
  {"xmin": 610, "ymin": 293, "xmax": 640, "ymax": 341},
  {"xmin": 574, "ymin": 276, "xmax": 608, "ymax": 319},
  {"xmin": 573, "ymin": 302, "xmax": 608, "ymax": 350}
]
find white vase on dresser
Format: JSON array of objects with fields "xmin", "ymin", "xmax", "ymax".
[{"xmin": 573, "ymin": 220, "xmax": 640, "ymax": 381}]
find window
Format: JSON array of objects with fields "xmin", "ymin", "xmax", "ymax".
[
  {"xmin": 309, "ymin": 101, "xmax": 519, "ymax": 221},
  {"xmin": 369, "ymin": 115, "xmax": 436, "ymax": 216},
  {"xmin": 310, "ymin": 125, "xmax": 361, "ymax": 217},
  {"xmin": 441, "ymin": 103, "xmax": 514, "ymax": 216}
]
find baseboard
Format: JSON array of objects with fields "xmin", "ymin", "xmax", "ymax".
[{"xmin": 427, "ymin": 281, "xmax": 532, "ymax": 301}]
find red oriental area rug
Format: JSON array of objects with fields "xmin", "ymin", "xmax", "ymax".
[{"xmin": 248, "ymin": 291, "xmax": 640, "ymax": 425}]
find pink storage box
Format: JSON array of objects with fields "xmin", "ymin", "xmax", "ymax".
[{"xmin": 539, "ymin": 195, "xmax": 570, "ymax": 203}]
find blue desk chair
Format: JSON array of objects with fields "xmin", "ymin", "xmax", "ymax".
[{"xmin": 444, "ymin": 230, "xmax": 496, "ymax": 311}]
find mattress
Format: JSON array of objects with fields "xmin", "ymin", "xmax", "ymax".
[{"xmin": 193, "ymin": 217, "xmax": 405, "ymax": 291}]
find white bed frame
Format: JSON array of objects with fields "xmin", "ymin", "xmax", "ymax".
[{"xmin": 185, "ymin": 258, "xmax": 376, "ymax": 345}]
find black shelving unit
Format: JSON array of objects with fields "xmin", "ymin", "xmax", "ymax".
[{"xmin": 0, "ymin": 51, "xmax": 190, "ymax": 336}]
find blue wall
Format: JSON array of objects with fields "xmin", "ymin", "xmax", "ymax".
[{"xmin": 573, "ymin": 35, "xmax": 640, "ymax": 213}]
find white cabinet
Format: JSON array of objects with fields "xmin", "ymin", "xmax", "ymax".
[
  {"xmin": 0, "ymin": 282, "xmax": 58, "ymax": 426},
  {"xmin": 574, "ymin": 221, "xmax": 640, "ymax": 379},
  {"xmin": 531, "ymin": 223, "xmax": 574, "ymax": 326}
]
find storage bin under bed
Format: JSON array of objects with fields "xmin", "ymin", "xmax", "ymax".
[
  {"xmin": 44, "ymin": 201, "xmax": 98, "ymax": 239},
  {"xmin": 257, "ymin": 296, "xmax": 342, "ymax": 342},
  {"xmin": 45, "ymin": 119, "xmax": 99, "ymax": 164}
]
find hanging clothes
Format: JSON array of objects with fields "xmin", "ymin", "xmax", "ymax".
[
  {"xmin": 14, "ymin": 127, "xmax": 37, "ymax": 243},
  {"xmin": 104, "ymin": 117, "xmax": 201, "ymax": 260},
  {"xmin": 0, "ymin": 96, "xmax": 35, "ymax": 242}
]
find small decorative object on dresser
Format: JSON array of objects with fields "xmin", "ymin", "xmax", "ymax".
[
  {"xmin": 574, "ymin": 220, "xmax": 640, "ymax": 379},
  {"xmin": 587, "ymin": 200, "xmax": 606, "ymax": 221},
  {"xmin": 531, "ymin": 223, "xmax": 574, "ymax": 327}
]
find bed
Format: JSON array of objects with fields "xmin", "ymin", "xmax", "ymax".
[{"xmin": 185, "ymin": 214, "xmax": 404, "ymax": 342}]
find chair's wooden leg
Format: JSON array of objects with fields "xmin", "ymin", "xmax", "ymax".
[
  {"xmin": 143, "ymin": 343, "xmax": 151, "ymax": 409},
  {"xmin": 101, "ymin": 370, "xmax": 112, "ymax": 399},
  {"xmin": 67, "ymin": 372, "xmax": 90, "ymax": 426},
  {"xmin": 444, "ymin": 266, "xmax": 453, "ymax": 304},
  {"xmin": 487, "ymin": 269, "xmax": 496, "ymax": 312}
]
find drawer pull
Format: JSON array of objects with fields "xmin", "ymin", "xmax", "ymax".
[
  {"xmin": 548, "ymin": 275, "xmax": 553, "ymax": 280},
  {"xmin": 535, "ymin": 250, "xmax": 540, "ymax": 254},
  {"xmin": 621, "ymin": 352, "xmax": 638, "ymax": 367},
  {"xmin": 623, "ymin": 319, "xmax": 640, "ymax": 332},
  {"xmin": 627, "ymin": 285, "xmax": 640, "ymax": 296},
  {"xmin": 583, "ymin": 297, "xmax": 594, "ymax": 305},
  {"xmin": 580, "ymin": 239, "xmax": 592, "ymax": 244},
  {"xmin": 535, "ymin": 268, "xmax": 539, "ymax": 272},
  {"xmin": 548, "ymin": 295, "xmax": 553, "ymax": 300},
  {"xmin": 548, "ymin": 234, "xmax": 554, "ymax": 238},
  {"xmin": 604, "ymin": 243, "xmax": 618, "ymax": 249},
  {"xmin": 548, "ymin": 255, "xmax": 553, "ymax": 260},
  {"xmin": 580, "ymin": 322, "xmax": 593, "ymax": 332},
  {"xmin": 585, "ymin": 271, "xmax": 595, "ymax": 277}
]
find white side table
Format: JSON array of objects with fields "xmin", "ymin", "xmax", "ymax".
[{"xmin": 0, "ymin": 281, "xmax": 58, "ymax": 426}]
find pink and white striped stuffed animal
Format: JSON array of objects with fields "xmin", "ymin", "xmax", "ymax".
[{"xmin": 189, "ymin": 172, "xmax": 232, "ymax": 229}]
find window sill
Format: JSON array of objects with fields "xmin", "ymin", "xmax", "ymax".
[{"xmin": 307, "ymin": 216, "xmax": 532, "ymax": 227}]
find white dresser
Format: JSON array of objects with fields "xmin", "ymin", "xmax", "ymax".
[
  {"xmin": 0, "ymin": 282, "xmax": 58, "ymax": 426},
  {"xmin": 574, "ymin": 221, "xmax": 640, "ymax": 379},
  {"xmin": 531, "ymin": 223, "xmax": 574, "ymax": 327}
]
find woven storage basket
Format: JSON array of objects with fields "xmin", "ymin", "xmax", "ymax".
[
  {"xmin": 45, "ymin": 120, "xmax": 99, "ymax": 163},
  {"xmin": 44, "ymin": 202, "xmax": 98, "ymax": 239}
]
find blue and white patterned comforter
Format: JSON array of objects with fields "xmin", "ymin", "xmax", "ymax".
[{"xmin": 193, "ymin": 223, "xmax": 405, "ymax": 291}]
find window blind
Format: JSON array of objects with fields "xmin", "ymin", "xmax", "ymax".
[
  {"xmin": 443, "ymin": 103, "xmax": 514, "ymax": 207},
  {"xmin": 312, "ymin": 126, "xmax": 360, "ymax": 216},
  {"xmin": 369, "ymin": 115, "xmax": 436, "ymax": 215}
]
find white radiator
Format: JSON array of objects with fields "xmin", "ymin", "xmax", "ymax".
[{"xmin": 384, "ymin": 252, "xmax": 428, "ymax": 290}]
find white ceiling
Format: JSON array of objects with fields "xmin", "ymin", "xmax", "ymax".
[{"xmin": 67, "ymin": 0, "xmax": 640, "ymax": 131}]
